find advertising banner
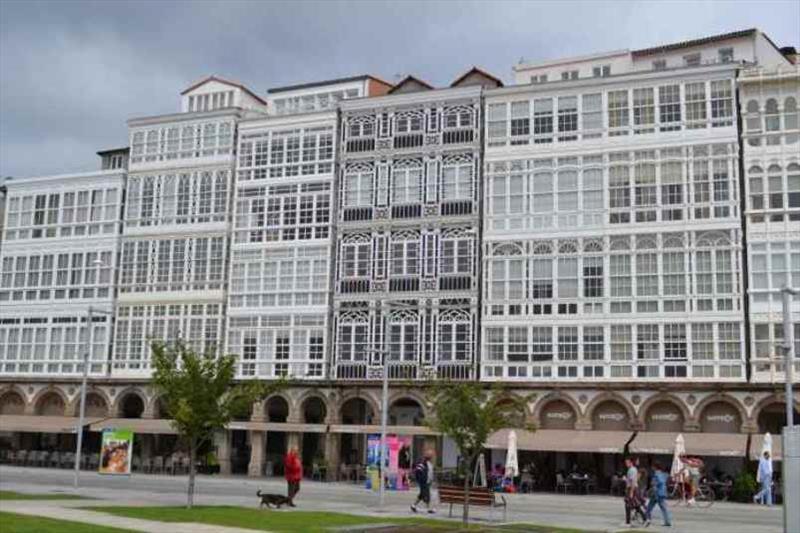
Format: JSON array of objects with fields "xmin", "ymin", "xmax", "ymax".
[
  {"xmin": 365, "ymin": 434, "xmax": 412, "ymax": 491},
  {"xmin": 98, "ymin": 428, "xmax": 134, "ymax": 475},
  {"xmin": 365, "ymin": 434, "xmax": 383, "ymax": 490}
]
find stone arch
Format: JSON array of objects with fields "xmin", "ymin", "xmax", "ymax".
[
  {"xmin": 300, "ymin": 395, "xmax": 328, "ymax": 424},
  {"xmin": 32, "ymin": 387, "xmax": 68, "ymax": 416},
  {"xmin": 753, "ymin": 394, "xmax": 800, "ymax": 434},
  {"xmin": 150, "ymin": 395, "xmax": 171, "ymax": 419},
  {"xmin": 639, "ymin": 394, "xmax": 689, "ymax": 432},
  {"xmin": 387, "ymin": 389, "xmax": 428, "ymax": 417},
  {"xmin": 338, "ymin": 394, "xmax": 378, "ymax": 425},
  {"xmin": 83, "ymin": 392, "xmax": 111, "ymax": 418},
  {"xmin": 264, "ymin": 394, "xmax": 291, "ymax": 423},
  {"xmin": 388, "ymin": 396, "xmax": 426, "ymax": 426},
  {"xmin": 0, "ymin": 388, "xmax": 27, "ymax": 415},
  {"xmin": 533, "ymin": 393, "xmax": 581, "ymax": 430},
  {"xmin": 116, "ymin": 389, "xmax": 147, "ymax": 419},
  {"xmin": 493, "ymin": 392, "xmax": 531, "ymax": 427},
  {"xmin": 586, "ymin": 393, "xmax": 636, "ymax": 431},
  {"xmin": 693, "ymin": 394, "xmax": 747, "ymax": 433}
]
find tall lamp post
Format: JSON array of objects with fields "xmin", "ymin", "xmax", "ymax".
[
  {"xmin": 74, "ymin": 260, "xmax": 113, "ymax": 489},
  {"xmin": 780, "ymin": 286, "xmax": 798, "ymax": 532},
  {"xmin": 367, "ymin": 299, "xmax": 416, "ymax": 508}
]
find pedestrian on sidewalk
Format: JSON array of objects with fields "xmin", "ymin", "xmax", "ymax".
[
  {"xmin": 622, "ymin": 456, "xmax": 649, "ymax": 527},
  {"xmin": 284, "ymin": 446, "xmax": 302, "ymax": 507},
  {"xmin": 753, "ymin": 451, "xmax": 773, "ymax": 505},
  {"xmin": 411, "ymin": 448, "xmax": 436, "ymax": 514},
  {"xmin": 646, "ymin": 462, "xmax": 672, "ymax": 527}
]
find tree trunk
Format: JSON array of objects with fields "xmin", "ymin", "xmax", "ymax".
[
  {"xmin": 462, "ymin": 454, "xmax": 473, "ymax": 525},
  {"xmin": 187, "ymin": 443, "xmax": 196, "ymax": 508}
]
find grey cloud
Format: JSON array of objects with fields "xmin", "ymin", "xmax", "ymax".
[{"xmin": 1, "ymin": 0, "xmax": 798, "ymax": 177}]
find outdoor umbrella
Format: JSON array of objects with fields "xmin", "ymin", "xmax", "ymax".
[
  {"xmin": 758, "ymin": 432, "xmax": 773, "ymax": 482},
  {"xmin": 505, "ymin": 429, "xmax": 519, "ymax": 478},
  {"xmin": 761, "ymin": 432, "xmax": 773, "ymax": 457},
  {"xmin": 670, "ymin": 433, "xmax": 685, "ymax": 478}
]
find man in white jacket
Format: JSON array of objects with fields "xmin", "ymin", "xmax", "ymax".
[{"xmin": 753, "ymin": 451, "xmax": 773, "ymax": 505}]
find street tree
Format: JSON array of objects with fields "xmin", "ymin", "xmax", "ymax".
[
  {"xmin": 426, "ymin": 382, "xmax": 530, "ymax": 525},
  {"xmin": 151, "ymin": 340, "xmax": 283, "ymax": 507}
]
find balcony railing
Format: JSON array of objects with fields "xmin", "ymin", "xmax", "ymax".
[{"xmin": 334, "ymin": 362, "xmax": 471, "ymax": 381}]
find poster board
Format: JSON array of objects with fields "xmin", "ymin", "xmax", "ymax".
[
  {"xmin": 98, "ymin": 428, "xmax": 134, "ymax": 475},
  {"xmin": 365, "ymin": 434, "xmax": 412, "ymax": 491}
]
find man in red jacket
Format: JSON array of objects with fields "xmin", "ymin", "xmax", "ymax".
[{"xmin": 284, "ymin": 446, "xmax": 302, "ymax": 507}]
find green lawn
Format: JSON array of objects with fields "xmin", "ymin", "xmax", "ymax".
[
  {"xmin": 0, "ymin": 512, "xmax": 135, "ymax": 533},
  {"xmin": 86, "ymin": 506, "xmax": 610, "ymax": 532},
  {"xmin": 0, "ymin": 490, "xmax": 87, "ymax": 501}
]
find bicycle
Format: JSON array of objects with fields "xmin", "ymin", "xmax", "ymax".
[{"xmin": 668, "ymin": 479, "xmax": 715, "ymax": 508}]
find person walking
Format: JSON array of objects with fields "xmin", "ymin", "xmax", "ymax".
[
  {"xmin": 283, "ymin": 446, "xmax": 302, "ymax": 507},
  {"xmin": 646, "ymin": 462, "xmax": 673, "ymax": 527},
  {"xmin": 754, "ymin": 451, "xmax": 773, "ymax": 505},
  {"xmin": 411, "ymin": 448, "xmax": 435, "ymax": 514},
  {"xmin": 622, "ymin": 457, "xmax": 649, "ymax": 527}
]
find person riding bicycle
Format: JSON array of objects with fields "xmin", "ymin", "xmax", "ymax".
[{"xmin": 676, "ymin": 455, "xmax": 704, "ymax": 506}]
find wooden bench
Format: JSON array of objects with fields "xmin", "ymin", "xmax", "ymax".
[{"xmin": 437, "ymin": 484, "xmax": 507, "ymax": 521}]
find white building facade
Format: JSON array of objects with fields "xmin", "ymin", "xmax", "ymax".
[
  {"xmin": 0, "ymin": 170, "xmax": 124, "ymax": 380},
  {"xmin": 483, "ymin": 62, "xmax": 747, "ymax": 383},
  {"xmin": 226, "ymin": 77, "xmax": 385, "ymax": 381},
  {"xmin": 113, "ymin": 77, "xmax": 267, "ymax": 379},
  {"xmin": 739, "ymin": 62, "xmax": 800, "ymax": 383}
]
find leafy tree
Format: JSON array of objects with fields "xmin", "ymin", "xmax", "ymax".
[
  {"xmin": 151, "ymin": 340, "xmax": 282, "ymax": 507},
  {"xmin": 426, "ymin": 382, "xmax": 530, "ymax": 525}
]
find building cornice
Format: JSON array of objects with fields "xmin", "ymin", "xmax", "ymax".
[
  {"xmin": 341, "ymin": 85, "xmax": 482, "ymax": 112},
  {"xmin": 490, "ymin": 63, "xmax": 740, "ymax": 99}
]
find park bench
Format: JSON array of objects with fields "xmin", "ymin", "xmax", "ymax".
[{"xmin": 437, "ymin": 484, "xmax": 507, "ymax": 521}]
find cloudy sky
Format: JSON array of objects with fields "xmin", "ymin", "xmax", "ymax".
[{"xmin": 1, "ymin": 0, "xmax": 798, "ymax": 178}]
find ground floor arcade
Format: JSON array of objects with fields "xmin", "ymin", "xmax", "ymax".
[{"xmin": 0, "ymin": 379, "xmax": 798, "ymax": 488}]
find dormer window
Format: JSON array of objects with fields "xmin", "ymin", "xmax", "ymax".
[
  {"xmin": 592, "ymin": 65, "xmax": 611, "ymax": 78},
  {"xmin": 652, "ymin": 59, "xmax": 667, "ymax": 71},
  {"xmin": 530, "ymin": 74, "xmax": 548, "ymax": 84},
  {"xmin": 718, "ymin": 48, "xmax": 734, "ymax": 63},
  {"xmin": 188, "ymin": 91, "xmax": 234, "ymax": 112},
  {"xmin": 683, "ymin": 53, "xmax": 701, "ymax": 67},
  {"xmin": 561, "ymin": 70, "xmax": 579, "ymax": 81}
]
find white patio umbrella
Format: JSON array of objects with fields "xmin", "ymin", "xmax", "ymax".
[
  {"xmin": 761, "ymin": 432, "xmax": 773, "ymax": 457},
  {"xmin": 670, "ymin": 433, "xmax": 685, "ymax": 478},
  {"xmin": 505, "ymin": 430, "xmax": 519, "ymax": 478}
]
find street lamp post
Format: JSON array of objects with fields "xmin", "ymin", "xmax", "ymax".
[
  {"xmin": 379, "ymin": 347, "xmax": 389, "ymax": 508},
  {"xmin": 73, "ymin": 260, "xmax": 112, "ymax": 489},
  {"xmin": 780, "ymin": 286, "xmax": 799, "ymax": 532}
]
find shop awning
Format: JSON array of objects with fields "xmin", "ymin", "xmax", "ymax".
[
  {"xmin": 227, "ymin": 421, "xmax": 328, "ymax": 433},
  {"xmin": 487, "ymin": 429, "xmax": 632, "ymax": 454},
  {"xmin": 750, "ymin": 434, "xmax": 782, "ymax": 461},
  {"xmin": 629, "ymin": 432, "xmax": 748, "ymax": 457},
  {"xmin": 0, "ymin": 415, "xmax": 104, "ymax": 433},
  {"xmin": 89, "ymin": 418, "xmax": 177, "ymax": 435},
  {"xmin": 328, "ymin": 424, "xmax": 439, "ymax": 436}
]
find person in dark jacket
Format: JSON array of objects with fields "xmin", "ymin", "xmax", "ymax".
[
  {"xmin": 411, "ymin": 448, "xmax": 435, "ymax": 514},
  {"xmin": 284, "ymin": 447, "xmax": 302, "ymax": 507}
]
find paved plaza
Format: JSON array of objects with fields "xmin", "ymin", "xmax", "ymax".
[{"xmin": 0, "ymin": 465, "xmax": 784, "ymax": 533}]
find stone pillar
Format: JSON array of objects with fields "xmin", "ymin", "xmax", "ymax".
[
  {"xmin": 287, "ymin": 432, "xmax": 302, "ymax": 453},
  {"xmin": 248, "ymin": 430, "xmax": 265, "ymax": 477},
  {"xmin": 214, "ymin": 430, "xmax": 232, "ymax": 476},
  {"xmin": 574, "ymin": 417, "xmax": 593, "ymax": 430},
  {"xmin": 324, "ymin": 432, "xmax": 341, "ymax": 481},
  {"xmin": 139, "ymin": 434, "xmax": 153, "ymax": 460}
]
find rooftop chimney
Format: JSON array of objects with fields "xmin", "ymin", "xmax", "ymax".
[{"xmin": 780, "ymin": 46, "xmax": 798, "ymax": 65}]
